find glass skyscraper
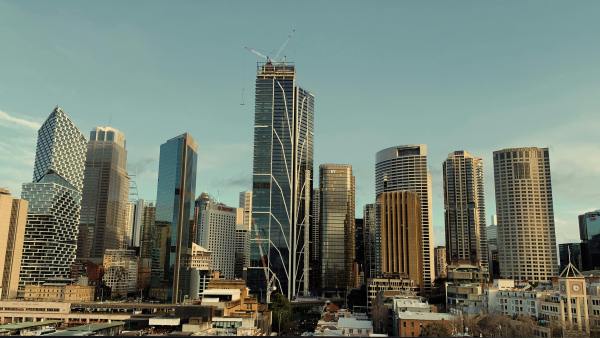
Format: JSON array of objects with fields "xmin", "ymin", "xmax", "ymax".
[
  {"xmin": 319, "ymin": 164, "xmax": 355, "ymax": 294},
  {"xmin": 19, "ymin": 107, "xmax": 87, "ymax": 292},
  {"xmin": 153, "ymin": 133, "xmax": 197, "ymax": 303},
  {"xmin": 579, "ymin": 210, "xmax": 600, "ymax": 271},
  {"xmin": 249, "ymin": 61, "xmax": 314, "ymax": 301}
]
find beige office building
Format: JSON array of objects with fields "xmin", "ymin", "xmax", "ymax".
[
  {"xmin": 0, "ymin": 189, "xmax": 27, "ymax": 299},
  {"xmin": 377, "ymin": 191, "xmax": 423, "ymax": 290},
  {"xmin": 376, "ymin": 145, "xmax": 434, "ymax": 291},
  {"xmin": 493, "ymin": 147, "xmax": 558, "ymax": 282}
]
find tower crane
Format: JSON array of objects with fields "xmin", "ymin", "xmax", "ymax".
[{"xmin": 244, "ymin": 28, "xmax": 296, "ymax": 63}]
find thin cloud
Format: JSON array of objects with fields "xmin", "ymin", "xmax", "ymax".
[{"xmin": 0, "ymin": 110, "xmax": 41, "ymax": 130}]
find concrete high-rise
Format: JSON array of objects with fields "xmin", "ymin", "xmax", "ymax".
[
  {"xmin": 78, "ymin": 127, "xmax": 129, "ymax": 263},
  {"xmin": 19, "ymin": 107, "xmax": 87, "ymax": 292},
  {"xmin": 443, "ymin": 151, "xmax": 488, "ymax": 269},
  {"xmin": 153, "ymin": 133, "xmax": 198, "ymax": 303},
  {"xmin": 493, "ymin": 147, "xmax": 558, "ymax": 282},
  {"xmin": 375, "ymin": 145, "xmax": 434, "ymax": 291},
  {"xmin": 249, "ymin": 61, "xmax": 314, "ymax": 301},
  {"xmin": 195, "ymin": 193, "xmax": 236, "ymax": 279},
  {"xmin": 0, "ymin": 189, "xmax": 27, "ymax": 299},
  {"xmin": 319, "ymin": 164, "xmax": 355, "ymax": 293},
  {"xmin": 377, "ymin": 191, "xmax": 423, "ymax": 290}
]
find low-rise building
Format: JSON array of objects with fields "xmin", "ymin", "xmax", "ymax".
[
  {"xmin": 367, "ymin": 277, "xmax": 418, "ymax": 311},
  {"xmin": 103, "ymin": 249, "xmax": 138, "ymax": 297},
  {"xmin": 395, "ymin": 312, "xmax": 455, "ymax": 337},
  {"xmin": 445, "ymin": 264, "xmax": 488, "ymax": 315},
  {"xmin": 23, "ymin": 283, "xmax": 94, "ymax": 302}
]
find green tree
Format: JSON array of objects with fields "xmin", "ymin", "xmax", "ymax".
[
  {"xmin": 420, "ymin": 321, "xmax": 452, "ymax": 337},
  {"xmin": 270, "ymin": 293, "xmax": 292, "ymax": 334}
]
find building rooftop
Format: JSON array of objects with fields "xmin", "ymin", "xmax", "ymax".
[
  {"xmin": 0, "ymin": 320, "xmax": 62, "ymax": 331},
  {"xmin": 337, "ymin": 317, "xmax": 373, "ymax": 330},
  {"xmin": 396, "ymin": 311, "xmax": 455, "ymax": 321}
]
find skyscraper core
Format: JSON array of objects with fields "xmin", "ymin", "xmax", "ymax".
[{"xmin": 249, "ymin": 61, "xmax": 314, "ymax": 301}]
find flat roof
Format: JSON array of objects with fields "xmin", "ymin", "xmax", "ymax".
[
  {"xmin": 0, "ymin": 319, "xmax": 62, "ymax": 330},
  {"xmin": 66, "ymin": 321, "xmax": 125, "ymax": 332},
  {"xmin": 396, "ymin": 311, "xmax": 455, "ymax": 321},
  {"xmin": 337, "ymin": 317, "xmax": 373, "ymax": 329},
  {"xmin": 45, "ymin": 330, "xmax": 93, "ymax": 336}
]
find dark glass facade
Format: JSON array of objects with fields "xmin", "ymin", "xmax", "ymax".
[
  {"xmin": 579, "ymin": 210, "xmax": 600, "ymax": 271},
  {"xmin": 559, "ymin": 242, "xmax": 583, "ymax": 272},
  {"xmin": 249, "ymin": 62, "xmax": 314, "ymax": 301},
  {"xmin": 319, "ymin": 164, "xmax": 355, "ymax": 294},
  {"xmin": 153, "ymin": 133, "xmax": 197, "ymax": 303}
]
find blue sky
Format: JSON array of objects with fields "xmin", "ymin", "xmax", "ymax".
[{"xmin": 1, "ymin": 1, "xmax": 600, "ymax": 246}]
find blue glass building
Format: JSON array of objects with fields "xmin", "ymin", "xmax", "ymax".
[
  {"xmin": 153, "ymin": 133, "xmax": 198, "ymax": 303},
  {"xmin": 249, "ymin": 61, "xmax": 314, "ymax": 301},
  {"xmin": 579, "ymin": 210, "xmax": 600, "ymax": 271}
]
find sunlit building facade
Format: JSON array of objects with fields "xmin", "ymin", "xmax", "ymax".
[
  {"xmin": 319, "ymin": 164, "xmax": 355, "ymax": 293},
  {"xmin": 493, "ymin": 147, "xmax": 558, "ymax": 282}
]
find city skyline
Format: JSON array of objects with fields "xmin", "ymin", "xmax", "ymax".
[{"xmin": 2, "ymin": 1, "xmax": 600, "ymax": 248}]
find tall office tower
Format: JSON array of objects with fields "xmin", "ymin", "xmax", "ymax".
[
  {"xmin": 78, "ymin": 127, "xmax": 129, "ymax": 263},
  {"xmin": 0, "ymin": 189, "xmax": 27, "ymax": 299},
  {"xmin": 235, "ymin": 223, "xmax": 250, "ymax": 279},
  {"xmin": 355, "ymin": 218, "xmax": 365, "ymax": 286},
  {"xmin": 195, "ymin": 193, "xmax": 236, "ymax": 279},
  {"xmin": 579, "ymin": 210, "xmax": 600, "ymax": 271},
  {"xmin": 19, "ymin": 107, "xmax": 87, "ymax": 291},
  {"xmin": 249, "ymin": 61, "xmax": 315, "ymax": 301},
  {"xmin": 319, "ymin": 164, "xmax": 355, "ymax": 294},
  {"xmin": 309, "ymin": 188, "xmax": 320, "ymax": 294},
  {"xmin": 375, "ymin": 145, "xmax": 434, "ymax": 291},
  {"xmin": 129, "ymin": 199, "xmax": 145, "ymax": 248},
  {"xmin": 363, "ymin": 203, "xmax": 377, "ymax": 280},
  {"xmin": 377, "ymin": 191, "xmax": 423, "ymax": 289},
  {"xmin": 486, "ymin": 215, "xmax": 499, "ymax": 278},
  {"xmin": 434, "ymin": 246, "xmax": 447, "ymax": 280},
  {"xmin": 443, "ymin": 151, "xmax": 488, "ymax": 269},
  {"xmin": 493, "ymin": 147, "xmax": 558, "ymax": 282},
  {"xmin": 138, "ymin": 202, "xmax": 156, "ymax": 290},
  {"xmin": 153, "ymin": 133, "xmax": 198, "ymax": 303},
  {"xmin": 239, "ymin": 191, "xmax": 253, "ymax": 230}
]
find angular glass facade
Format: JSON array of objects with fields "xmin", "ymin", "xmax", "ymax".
[
  {"xmin": 153, "ymin": 133, "xmax": 197, "ymax": 303},
  {"xmin": 19, "ymin": 107, "xmax": 87, "ymax": 293},
  {"xmin": 249, "ymin": 61, "xmax": 314, "ymax": 301}
]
